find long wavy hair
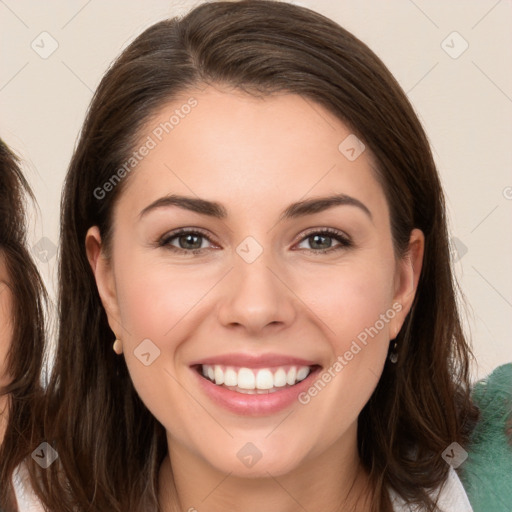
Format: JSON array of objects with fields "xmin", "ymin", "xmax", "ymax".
[
  {"xmin": 29, "ymin": 1, "xmax": 477, "ymax": 511},
  {"xmin": 0, "ymin": 139, "xmax": 47, "ymax": 511}
]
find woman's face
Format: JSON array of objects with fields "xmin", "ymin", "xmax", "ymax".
[{"xmin": 87, "ymin": 86, "xmax": 423, "ymax": 477}]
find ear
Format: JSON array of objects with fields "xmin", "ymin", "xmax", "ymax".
[
  {"xmin": 85, "ymin": 226, "xmax": 123, "ymax": 337},
  {"xmin": 389, "ymin": 228, "xmax": 425, "ymax": 339}
]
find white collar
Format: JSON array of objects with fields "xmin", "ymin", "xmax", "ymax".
[
  {"xmin": 12, "ymin": 463, "xmax": 44, "ymax": 512},
  {"xmin": 389, "ymin": 466, "xmax": 473, "ymax": 511}
]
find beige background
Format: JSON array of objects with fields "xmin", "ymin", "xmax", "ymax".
[{"xmin": 0, "ymin": 0, "xmax": 510, "ymax": 380}]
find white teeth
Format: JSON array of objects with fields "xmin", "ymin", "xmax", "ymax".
[
  {"xmin": 238, "ymin": 368, "xmax": 255, "ymax": 390},
  {"xmin": 286, "ymin": 367, "xmax": 297, "ymax": 386},
  {"xmin": 214, "ymin": 366, "xmax": 224, "ymax": 385},
  {"xmin": 255, "ymin": 369, "xmax": 274, "ymax": 390},
  {"xmin": 296, "ymin": 367, "xmax": 310, "ymax": 382},
  {"xmin": 200, "ymin": 364, "xmax": 313, "ymax": 390},
  {"xmin": 224, "ymin": 367, "xmax": 238, "ymax": 387},
  {"xmin": 273, "ymin": 368, "xmax": 287, "ymax": 387}
]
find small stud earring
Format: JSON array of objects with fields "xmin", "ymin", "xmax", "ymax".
[
  {"xmin": 389, "ymin": 340, "xmax": 398, "ymax": 363},
  {"xmin": 113, "ymin": 339, "xmax": 123, "ymax": 355}
]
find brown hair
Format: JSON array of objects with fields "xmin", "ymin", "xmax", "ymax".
[
  {"xmin": 30, "ymin": 1, "xmax": 477, "ymax": 510},
  {"xmin": 0, "ymin": 139, "xmax": 47, "ymax": 511}
]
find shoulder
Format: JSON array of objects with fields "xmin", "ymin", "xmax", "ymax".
[
  {"xmin": 389, "ymin": 466, "xmax": 473, "ymax": 511},
  {"xmin": 11, "ymin": 463, "xmax": 45, "ymax": 512}
]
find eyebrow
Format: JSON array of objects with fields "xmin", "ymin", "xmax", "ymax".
[{"xmin": 138, "ymin": 193, "xmax": 372, "ymax": 221}]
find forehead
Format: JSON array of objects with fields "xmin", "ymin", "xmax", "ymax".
[{"xmin": 118, "ymin": 86, "xmax": 387, "ymax": 222}]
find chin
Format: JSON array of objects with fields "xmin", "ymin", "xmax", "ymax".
[{"xmin": 203, "ymin": 441, "xmax": 308, "ymax": 479}]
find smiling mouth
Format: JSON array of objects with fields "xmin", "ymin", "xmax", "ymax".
[{"xmin": 193, "ymin": 364, "xmax": 321, "ymax": 394}]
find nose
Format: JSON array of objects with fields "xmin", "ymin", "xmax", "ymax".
[{"xmin": 217, "ymin": 250, "xmax": 297, "ymax": 336}]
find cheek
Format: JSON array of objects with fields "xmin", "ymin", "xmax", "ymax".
[
  {"xmin": 289, "ymin": 257, "xmax": 395, "ymax": 413},
  {"xmin": 112, "ymin": 264, "xmax": 197, "ymax": 436},
  {"xmin": 111, "ymin": 255, "xmax": 222, "ymax": 427},
  {"xmin": 285, "ymin": 264, "xmax": 395, "ymax": 453},
  {"xmin": 113, "ymin": 251, "xmax": 217, "ymax": 340},
  {"xmin": 293, "ymin": 257, "xmax": 396, "ymax": 351}
]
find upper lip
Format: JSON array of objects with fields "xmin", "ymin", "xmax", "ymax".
[{"xmin": 190, "ymin": 353, "xmax": 321, "ymax": 369}]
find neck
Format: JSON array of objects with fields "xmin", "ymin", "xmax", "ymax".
[{"xmin": 158, "ymin": 424, "xmax": 373, "ymax": 512}]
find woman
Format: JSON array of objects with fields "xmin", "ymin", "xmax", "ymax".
[
  {"xmin": 0, "ymin": 139, "xmax": 47, "ymax": 511},
  {"xmin": 28, "ymin": 1, "xmax": 478, "ymax": 510}
]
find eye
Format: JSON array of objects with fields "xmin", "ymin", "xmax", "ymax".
[
  {"xmin": 157, "ymin": 227, "xmax": 352, "ymax": 256},
  {"xmin": 295, "ymin": 228, "xmax": 352, "ymax": 254},
  {"xmin": 158, "ymin": 228, "xmax": 218, "ymax": 255}
]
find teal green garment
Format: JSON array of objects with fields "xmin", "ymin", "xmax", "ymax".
[{"xmin": 460, "ymin": 363, "xmax": 512, "ymax": 512}]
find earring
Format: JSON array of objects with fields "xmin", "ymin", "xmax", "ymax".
[
  {"xmin": 113, "ymin": 338, "xmax": 123, "ymax": 355},
  {"xmin": 389, "ymin": 340, "xmax": 398, "ymax": 363}
]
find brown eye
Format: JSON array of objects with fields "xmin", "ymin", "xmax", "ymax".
[
  {"xmin": 175, "ymin": 233, "xmax": 204, "ymax": 250},
  {"xmin": 296, "ymin": 229, "xmax": 352, "ymax": 254},
  {"xmin": 159, "ymin": 228, "xmax": 216, "ymax": 254}
]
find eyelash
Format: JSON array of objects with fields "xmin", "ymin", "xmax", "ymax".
[{"xmin": 157, "ymin": 227, "xmax": 353, "ymax": 256}]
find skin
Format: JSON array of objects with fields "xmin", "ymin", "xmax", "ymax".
[
  {"xmin": 87, "ymin": 86, "xmax": 424, "ymax": 512},
  {"xmin": 0, "ymin": 253, "xmax": 13, "ymax": 444}
]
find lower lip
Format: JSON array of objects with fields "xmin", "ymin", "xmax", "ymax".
[{"xmin": 192, "ymin": 366, "xmax": 322, "ymax": 416}]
